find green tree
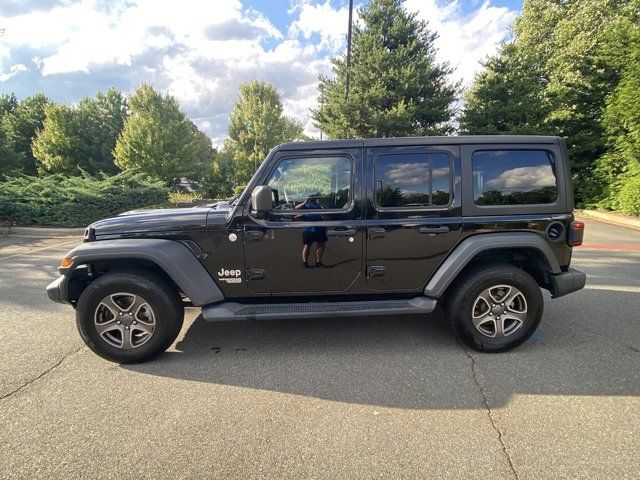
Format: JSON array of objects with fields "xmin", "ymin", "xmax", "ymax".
[
  {"xmin": 462, "ymin": 0, "xmax": 639, "ymax": 205},
  {"xmin": 199, "ymin": 147, "xmax": 235, "ymax": 198},
  {"xmin": 460, "ymin": 42, "xmax": 550, "ymax": 135},
  {"xmin": 312, "ymin": 0, "xmax": 458, "ymax": 138},
  {"xmin": 0, "ymin": 93, "xmax": 18, "ymax": 118},
  {"xmin": 33, "ymin": 88, "xmax": 127, "ymax": 175},
  {"xmin": 32, "ymin": 103, "xmax": 83, "ymax": 174},
  {"xmin": 227, "ymin": 80, "xmax": 304, "ymax": 184},
  {"xmin": 595, "ymin": 30, "xmax": 640, "ymax": 214},
  {"xmin": 1, "ymin": 93, "xmax": 50, "ymax": 175},
  {"xmin": 114, "ymin": 84, "xmax": 206, "ymax": 185}
]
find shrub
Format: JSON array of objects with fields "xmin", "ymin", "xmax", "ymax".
[
  {"xmin": 168, "ymin": 190, "xmax": 200, "ymax": 205},
  {"xmin": 0, "ymin": 171, "xmax": 168, "ymax": 227}
]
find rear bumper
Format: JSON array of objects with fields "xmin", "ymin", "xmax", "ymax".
[
  {"xmin": 46, "ymin": 276, "xmax": 70, "ymax": 304},
  {"xmin": 550, "ymin": 267, "xmax": 586, "ymax": 298}
]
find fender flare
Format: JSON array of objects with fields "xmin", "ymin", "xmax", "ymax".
[
  {"xmin": 58, "ymin": 238, "xmax": 224, "ymax": 306},
  {"xmin": 424, "ymin": 232, "xmax": 561, "ymax": 298}
]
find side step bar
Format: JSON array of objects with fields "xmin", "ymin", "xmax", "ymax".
[{"xmin": 201, "ymin": 297, "xmax": 437, "ymax": 322}]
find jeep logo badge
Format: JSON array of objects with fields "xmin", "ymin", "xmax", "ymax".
[{"xmin": 217, "ymin": 268, "xmax": 242, "ymax": 284}]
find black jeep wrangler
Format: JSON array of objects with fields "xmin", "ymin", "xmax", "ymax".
[{"xmin": 47, "ymin": 136, "xmax": 586, "ymax": 363}]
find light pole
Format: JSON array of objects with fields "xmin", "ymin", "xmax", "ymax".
[{"xmin": 345, "ymin": 0, "xmax": 354, "ymax": 101}]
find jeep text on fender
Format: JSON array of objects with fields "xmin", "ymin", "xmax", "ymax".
[{"xmin": 47, "ymin": 136, "xmax": 586, "ymax": 363}]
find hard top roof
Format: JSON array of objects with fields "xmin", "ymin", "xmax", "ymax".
[{"xmin": 277, "ymin": 135, "xmax": 561, "ymax": 151}]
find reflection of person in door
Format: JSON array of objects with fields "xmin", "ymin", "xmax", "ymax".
[{"xmin": 295, "ymin": 196, "xmax": 328, "ymax": 268}]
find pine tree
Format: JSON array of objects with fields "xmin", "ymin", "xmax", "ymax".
[
  {"xmin": 460, "ymin": 42, "xmax": 550, "ymax": 135},
  {"xmin": 312, "ymin": 0, "xmax": 458, "ymax": 139}
]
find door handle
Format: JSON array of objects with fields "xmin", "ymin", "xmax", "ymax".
[
  {"xmin": 245, "ymin": 230, "xmax": 265, "ymax": 242},
  {"xmin": 368, "ymin": 227, "xmax": 386, "ymax": 238},
  {"xmin": 418, "ymin": 226, "xmax": 450, "ymax": 235},
  {"xmin": 327, "ymin": 228, "xmax": 356, "ymax": 237},
  {"xmin": 367, "ymin": 265, "xmax": 386, "ymax": 278}
]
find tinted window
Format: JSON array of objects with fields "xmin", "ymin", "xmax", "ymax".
[
  {"xmin": 268, "ymin": 156, "xmax": 351, "ymax": 210},
  {"xmin": 472, "ymin": 150, "xmax": 557, "ymax": 205},
  {"xmin": 431, "ymin": 153, "xmax": 451, "ymax": 206},
  {"xmin": 374, "ymin": 152, "xmax": 452, "ymax": 208}
]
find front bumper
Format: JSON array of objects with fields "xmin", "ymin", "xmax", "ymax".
[
  {"xmin": 550, "ymin": 267, "xmax": 586, "ymax": 298},
  {"xmin": 46, "ymin": 276, "xmax": 70, "ymax": 304}
]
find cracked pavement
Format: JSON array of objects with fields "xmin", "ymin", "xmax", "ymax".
[{"xmin": 1, "ymin": 219, "xmax": 639, "ymax": 479}]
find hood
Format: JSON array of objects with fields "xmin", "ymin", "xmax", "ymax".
[{"xmin": 88, "ymin": 206, "xmax": 230, "ymax": 238}]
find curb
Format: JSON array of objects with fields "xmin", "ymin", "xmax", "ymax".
[
  {"xmin": 576, "ymin": 209, "xmax": 640, "ymax": 231},
  {"xmin": 9, "ymin": 226, "xmax": 86, "ymax": 238}
]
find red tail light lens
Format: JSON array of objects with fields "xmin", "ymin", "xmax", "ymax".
[{"xmin": 568, "ymin": 221, "xmax": 585, "ymax": 247}]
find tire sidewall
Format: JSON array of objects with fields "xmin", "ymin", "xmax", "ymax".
[
  {"xmin": 451, "ymin": 266, "xmax": 543, "ymax": 352},
  {"xmin": 76, "ymin": 273, "xmax": 183, "ymax": 363}
]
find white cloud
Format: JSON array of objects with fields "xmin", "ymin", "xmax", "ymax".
[
  {"xmin": 0, "ymin": 62, "xmax": 27, "ymax": 81},
  {"xmin": 288, "ymin": 0, "xmax": 354, "ymax": 53},
  {"xmin": 0, "ymin": 0, "xmax": 517, "ymax": 141},
  {"xmin": 486, "ymin": 165, "xmax": 556, "ymax": 190},
  {"xmin": 405, "ymin": 0, "xmax": 516, "ymax": 87}
]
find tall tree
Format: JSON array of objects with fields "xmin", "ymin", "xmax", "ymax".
[
  {"xmin": 0, "ymin": 93, "xmax": 20, "ymax": 176},
  {"xmin": 114, "ymin": 84, "xmax": 208, "ymax": 184},
  {"xmin": 1, "ymin": 93, "xmax": 50, "ymax": 175},
  {"xmin": 34, "ymin": 88, "xmax": 127, "ymax": 175},
  {"xmin": 595, "ymin": 27, "xmax": 640, "ymax": 214},
  {"xmin": 227, "ymin": 80, "xmax": 303, "ymax": 185},
  {"xmin": 312, "ymin": 0, "xmax": 458, "ymax": 138},
  {"xmin": 462, "ymin": 0, "xmax": 639, "ymax": 205},
  {"xmin": 0, "ymin": 93, "xmax": 18, "ymax": 118},
  {"xmin": 460, "ymin": 42, "xmax": 550, "ymax": 135},
  {"xmin": 32, "ymin": 104, "xmax": 84, "ymax": 175}
]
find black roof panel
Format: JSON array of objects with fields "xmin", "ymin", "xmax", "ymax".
[{"xmin": 277, "ymin": 135, "xmax": 560, "ymax": 151}]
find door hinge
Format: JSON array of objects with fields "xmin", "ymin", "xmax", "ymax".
[
  {"xmin": 246, "ymin": 268, "xmax": 266, "ymax": 280},
  {"xmin": 245, "ymin": 230, "xmax": 265, "ymax": 242},
  {"xmin": 366, "ymin": 265, "xmax": 386, "ymax": 278}
]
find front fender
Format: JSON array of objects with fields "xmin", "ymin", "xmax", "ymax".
[{"xmin": 50, "ymin": 238, "xmax": 224, "ymax": 306}]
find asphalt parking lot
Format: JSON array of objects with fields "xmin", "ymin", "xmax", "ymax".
[{"xmin": 1, "ymin": 218, "xmax": 639, "ymax": 479}]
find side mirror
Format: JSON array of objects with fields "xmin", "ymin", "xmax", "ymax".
[{"xmin": 251, "ymin": 185, "xmax": 273, "ymax": 217}]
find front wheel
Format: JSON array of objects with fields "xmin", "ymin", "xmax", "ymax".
[
  {"xmin": 446, "ymin": 263, "xmax": 543, "ymax": 353},
  {"xmin": 76, "ymin": 270, "xmax": 184, "ymax": 363}
]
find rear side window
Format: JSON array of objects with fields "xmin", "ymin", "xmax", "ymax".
[
  {"xmin": 374, "ymin": 152, "xmax": 452, "ymax": 208},
  {"xmin": 472, "ymin": 150, "xmax": 557, "ymax": 205}
]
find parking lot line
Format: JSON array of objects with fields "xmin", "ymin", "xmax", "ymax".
[{"xmin": 0, "ymin": 238, "xmax": 80, "ymax": 262}]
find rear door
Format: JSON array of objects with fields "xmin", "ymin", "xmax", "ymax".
[{"xmin": 365, "ymin": 144, "xmax": 463, "ymax": 291}]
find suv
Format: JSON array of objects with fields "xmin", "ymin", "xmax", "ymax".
[{"xmin": 47, "ymin": 136, "xmax": 586, "ymax": 363}]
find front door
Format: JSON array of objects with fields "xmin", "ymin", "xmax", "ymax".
[
  {"xmin": 244, "ymin": 148, "xmax": 364, "ymax": 294},
  {"xmin": 365, "ymin": 145, "xmax": 463, "ymax": 291}
]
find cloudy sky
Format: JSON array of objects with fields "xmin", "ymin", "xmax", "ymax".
[{"xmin": 0, "ymin": 0, "xmax": 521, "ymax": 144}]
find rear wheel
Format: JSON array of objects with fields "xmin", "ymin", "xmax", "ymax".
[
  {"xmin": 76, "ymin": 270, "xmax": 184, "ymax": 363},
  {"xmin": 445, "ymin": 263, "xmax": 543, "ymax": 352}
]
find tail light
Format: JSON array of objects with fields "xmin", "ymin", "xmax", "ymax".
[{"xmin": 568, "ymin": 220, "xmax": 584, "ymax": 247}]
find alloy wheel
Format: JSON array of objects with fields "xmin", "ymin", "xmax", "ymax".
[
  {"xmin": 471, "ymin": 284, "xmax": 528, "ymax": 338},
  {"xmin": 94, "ymin": 292, "xmax": 156, "ymax": 349}
]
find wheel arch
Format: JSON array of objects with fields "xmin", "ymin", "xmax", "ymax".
[
  {"xmin": 425, "ymin": 232, "xmax": 561, "ymax": 299},
  {"xmin": 55, "ymin": 239, "xmax": 224, "ymax": 307}
]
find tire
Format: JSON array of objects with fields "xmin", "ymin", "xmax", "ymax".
[
  {"xmin": 76, "ymin": 269, "xmax": 184, "ymax": 363},
  {"xmin": 445, "ymin": 263, "xmax": 543, "ymax": 353}
]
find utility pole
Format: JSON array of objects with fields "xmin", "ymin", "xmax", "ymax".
[{"xmin": 345, "ymin": 0, "xmax": 354, "ymax": 101}]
